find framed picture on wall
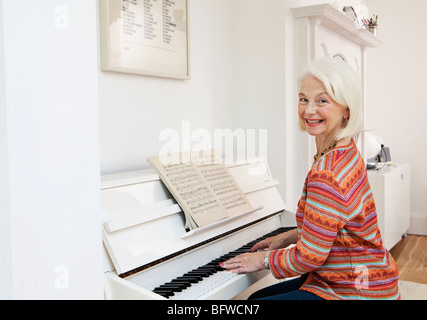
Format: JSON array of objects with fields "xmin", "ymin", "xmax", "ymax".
[{"xmin": 99, "ymin": 0, "xmax": 190, "ymax": 80}]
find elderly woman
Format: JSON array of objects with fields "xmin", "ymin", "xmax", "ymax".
[{"xmin": 221, "ymin": 57, "xmax": 400, "ymax": 300}]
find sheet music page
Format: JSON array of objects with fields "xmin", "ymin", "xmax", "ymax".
[{"xmin": 147, "ymin": 149, "xmax": 252, "ymax": 229}]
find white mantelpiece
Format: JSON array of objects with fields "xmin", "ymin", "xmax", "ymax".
[
  {"xmin": 292, "ymin": 4, "xmax": 382, "ymax": 48},
  {"xmin": 289, "ymin": 4, "xmax": 382, "ymax": 203}
]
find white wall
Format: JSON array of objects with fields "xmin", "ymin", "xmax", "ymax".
[
  {"xmin": 98, "ymin": 0, "xmax": 234, "ymax": 174},
  {"xmin": 0, "ymin": 0, "xmax": 12, "ymax": 299},
  {"xmin": 231, "ymin": 0, "xmax": 287, "ymax": 204},
  {"xmin": 0, "ymin": 0, "xmax": 103, "ymax": 299},
  {"xmin": 365, "ymin": 0, "xmax": 427, "ymax": 226}
]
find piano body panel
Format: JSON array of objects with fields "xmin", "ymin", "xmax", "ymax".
[
  {"xmin": 104, "ymin": 271, "xmax": 166, "ymax": 300},
  {"xmin": 101, "ymin": 179, "xmax": 173, "ymax": 224},
  {"xmin": 197, "ymin": 270, "xmax": 270, "ymax": 300},
  {"xmin": 102, "ymin": 206, "xmax": 187, "ymax": 275},
  {"xmin": 101, "ymin": 157, "xmax": 295, "ymax": 300},
  {"xmin": 100, "ymin": 168, "xmax": 159, "ymax": 189}
]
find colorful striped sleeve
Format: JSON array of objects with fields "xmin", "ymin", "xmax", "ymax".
[{"xmin": 269, "ymin": 170, "xmax": 349, "ymax": 279}]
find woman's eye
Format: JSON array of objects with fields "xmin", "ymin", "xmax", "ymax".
[
  {"xmin": 299, "ymin": 98, "xmax": 308, "ymax": 104},
  {"xmin": 316, "ymin": 99, "xmax": 328, "ymax": 105}
]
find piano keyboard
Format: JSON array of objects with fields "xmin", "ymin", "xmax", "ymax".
[{"xmin": 152, "ymin": 226, "xmax": 295, "ymax": 299}]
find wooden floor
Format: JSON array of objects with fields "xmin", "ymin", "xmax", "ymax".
[{"xmin": 390, "ymin": 235, "xmax": 427, "ymax": 284}]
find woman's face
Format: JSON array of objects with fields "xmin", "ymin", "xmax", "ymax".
[{"xmin": 298, "ymin": 76, "xmax": 349, "ymax": 142}]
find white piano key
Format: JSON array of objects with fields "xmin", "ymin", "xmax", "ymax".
[{"xmin": 169, "ymin": 271, "xmax": 238, "ymax": 300}]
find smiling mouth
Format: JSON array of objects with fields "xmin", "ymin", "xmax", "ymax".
[{"xmin": 306, "ymin": 119, "xmax": 324, "ymax": 125}]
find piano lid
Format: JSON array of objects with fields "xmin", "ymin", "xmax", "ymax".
[{"xmin": 102, "ymin": 158, "xmax": 285, "ymax": 277}]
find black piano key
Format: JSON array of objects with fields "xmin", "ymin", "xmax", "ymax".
[
  {"xmin": 156, "ymin": 285, "xmax": 184, "ymax": 293},
  {"xmin": 175, "ymin": 276, "xmax": 199, "ymax": 283},
  {"xmin": 211, "ymin": 258, "xmax": 227, "ymax": 266},
  {"xmin": 170, "ymin": 280, "xmax": 192, "ymax": 288},
  {"xmin": 195, "ymin": 267, "xmax": 215, "ymax": 275},
  {"xmin": 246, "ymin": 240, "xmax": 259, "ymax": 245},
  {"xmin": 157, "ymin": 283, "xmax": 187, "ymax": 290},
  {"xmin": 200, "ymin": 264, "xmax": 221, "ymax": 272},
  {"xmin": 170, "ymin": 281, "xmax": 193, "ymax": 288},
  {"xmin": 233, "ymin": 249, "xmax": 249, "ymax": 254},
  {"xmin": 188, "ymin": 271, "xmax": 211, "ymax": 278},
  {"xmin": 155, "ymin": 288, "xmax": 182, "ymax": 294},
  {"xmin": 183, "ymin": 273, "xmax": 206, "ymax": 279},
  {"xmin": 185, "ymin": 270, "xmax": 209, "ymax": 274},
  {"xmin": 167, "ymin": 275, "xmax": 204, "ymax": 294},
  {"xmin": 153, "ymin": 289, "xmax": 175, "ymax": 298},
  {"xmin": 197, "ymin": 265, "xmax": 217, "ymax": 272},
  {"xmin": 185, "ymin": 271, "xmax": 211, "ymax": 278}
]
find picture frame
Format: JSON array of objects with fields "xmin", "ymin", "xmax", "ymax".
[{"xmin": 99, "ymin": 0, "xmax": 190, "ymax": 80}]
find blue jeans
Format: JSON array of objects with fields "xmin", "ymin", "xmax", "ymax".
[{"xmin": 248, "ymin": 274, "xmax": 324, "ymax": 300}]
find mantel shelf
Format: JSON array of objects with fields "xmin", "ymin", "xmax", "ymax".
[{"xmin": 292, "ymin": 4, "xmax": 382, "ymax": 48}]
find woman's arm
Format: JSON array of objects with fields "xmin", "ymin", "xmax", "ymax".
[{"xmin": 222, "ymin": 171, "xmax": 349, "ymax": 276}]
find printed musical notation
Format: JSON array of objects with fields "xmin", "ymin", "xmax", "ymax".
[
  {"xmin": 164, "ymin": 163, "xmax": 221, "ymax": 216},
  {"xmin": 147, "ymin": 150, "xmax": 253, "ymax": 230}
]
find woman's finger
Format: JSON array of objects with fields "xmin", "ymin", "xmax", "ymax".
[
  {"xmin": 250, "ymin": 239, "xmax": 269, "ymax": 252},
  {"xmin": 220, "ymin": 254, "xmax": 245, "ymax": 270},
  {"xmin": 220, "ymin": 253, "xmax": 260, "ymax": 274}
]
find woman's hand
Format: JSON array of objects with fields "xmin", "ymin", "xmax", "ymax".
[
  {"xmin": 220, "ymin": 252, "xmax": 266, "ymax": 274},
  {"xmin": 220, "ymin": 229, "xmax": 298, "ymax": 274},
  {"xmin": 250, "ymin": 229, "xmax": 298, "ymax": 252}
]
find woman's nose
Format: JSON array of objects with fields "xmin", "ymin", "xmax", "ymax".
[{"xmin": 304, "ymin": 101, "xmax": 317, "ymax": 114}]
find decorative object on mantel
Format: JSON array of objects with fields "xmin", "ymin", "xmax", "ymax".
[
  {"xmin": 362, "ymin": 14, "xmax": 379, "ymax": 37},
  {"xmin": 292, "ymin": 4, "xmax": 382, "ymax": 47},
  {"xmin": 343, "ymin": 6, "xmax": 358, "ymax": 23},
  {"xmin": 342, "ymin": 5, "xmax": 379, "ymax": 37}
]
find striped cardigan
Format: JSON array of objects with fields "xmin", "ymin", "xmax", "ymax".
[{"xmin": 269, "ymin": 140, "xmax": 400, "ymax": 300}]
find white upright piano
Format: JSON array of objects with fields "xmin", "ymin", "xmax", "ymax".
[{"xmin": 102, "ymin": 157, "xmax": 295, "ymax": 300}]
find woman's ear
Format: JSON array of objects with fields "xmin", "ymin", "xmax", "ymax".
[{"xmin": 344, "ymin": 107, "xmax": 350, "ymax": 120}]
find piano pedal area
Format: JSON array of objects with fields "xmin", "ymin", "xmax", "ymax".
[{"xmin": 152, "ymin": 227, "xmax": 294, "ymax": 300}]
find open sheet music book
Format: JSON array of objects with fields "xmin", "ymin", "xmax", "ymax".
[{"xmin": 147, "ymin": 149, "xmax": 253, "ymax": 231}]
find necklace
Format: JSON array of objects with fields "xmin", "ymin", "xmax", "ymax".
[{"xmin": 314, "ymin": 140, "xmax": 338, "ymax": 161}]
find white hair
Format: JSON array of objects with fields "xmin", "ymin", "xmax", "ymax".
[{"xmin": 298, "ymin": 57, "xmax": 363, "ymax": 141}]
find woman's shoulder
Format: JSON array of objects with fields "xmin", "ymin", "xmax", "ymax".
[{"xmin": 310, "ymin": 141, "xmax": 364, "ymax": 188}]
